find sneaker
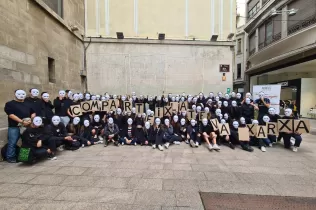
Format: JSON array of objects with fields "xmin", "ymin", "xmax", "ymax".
[
  {"xmin": 81, "ymin": 144, "xmax": 85, "ymax": 148},
  {"xmin": 246, "ymin": 146, "xmax": 254, "ymax": 152},
  {"xmin": 213, "ymin": 144, "xmax": 220, "ymax": 151},
  {"xmin": 48, "ymin": 154, "xmax": 57, "ymax": 160},
  {"xmin": 164, "ymin": 143, "xmax": 170, "ymax": 149},
  {"xmin": 229, "ymin": 143, "xmax": 235, "ymax": 150},
  {"xmin": 57, "ymin": 145, "xmax": 65, "ymax": 151},
  {"xmin": 114, "ymin": 141, "xmax": 119, "ymax": 146},
  {"xmin": 134, "ymin": 142, "xmax": 137, "ymax": 146},
  {"xmin": 98, "ymin": 136, "xmax": 104, "ymax": 141},
  {"xmin": 185, "ymin": 140, "xmax": 189, "ymax": 144},
  {"xmin": 195, "ymin": 142, "xmax": 199, "ymax": 147},
  {"xmin": 152, "ymin": 144, "xmax": 156, "ymax": 149},
  {"xmin": 208, "ymin": 144, "xmax": 213, "ymax": 151},
  {"xmin": 261, "ymin": 146, "xmax": 266, "ymax": 152},
  {"xmin": 293, "ymin": 146, "xmax": 298, "ymax": 152},
  {"xmin": 7, "ymin": 159, "xmax": 17, "ymax": 163},
  {"xmin": 174, "ymin": 141, "xmax": 181, "ymax": 145},
  {"xmin": 269, "ymin": 143, "xmax": 273, "ymax": 147},
  {"xmin": 290, "ymin": 139, "xmax": 295, "ymax": 146},
  {"xmin": 158, "ymin": 145, "xmax": 164, "ymax": 151},
  {"xmin": 104, "ymin": 144, "xmax": 107, "ymax": 147},
  {"xmin": 98, "ymin": 140, "xmax": 103, "ymax": 144},
  {"xmin": 121, "ymin": 142, "xmax": 124, "ymax": 146},
  {"xmin": 190, "ymin": 140, "xmax": 195, "ymax": 148}
]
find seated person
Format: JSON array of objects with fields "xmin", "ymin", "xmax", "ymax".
[
  {"xmin": 268, "ymin": 107, "xmax": 280, "ymax": 143},
  {"xmin": 21, "ymin": 116, "xmax": 57, "ymax": 161},
  {"xmin": 134, "ymin": 113, "xmax": 145, "ymax": 145},
  {"xmin": 143, "ymin": 122, "xmax": 153, "ymax": 146},
  {"xmin": 186, "ymin": 119, "xmax": 200, "ymax": 148},
  {"xmin": 200, "ymin": 118, "xmax": 220, "ymax": 151},
  {"xmin": 179, "ymin": 118, "xmax": 188, "ymax": 143},
  {"xmin": 67, "ymin": 117, "xmax": 92, "ymax": 147},
  {"xmin": 231, "ymin": 121, "xmax": 253, "ymax": 152},
  {"xmin": 249, "ymin": 119, "xmax": 270, "ymax": 152},
  {"xmin": 80, "ymin": 120, "xmax": 99, "ymax": 145},
  {"xmin": 151, "ymin": 118, "xmax": 164, "ymax": 151},
  {"xmin": 119, "ymin": 118, "xmax": 137, "ymax": 145},
  {"xmin": 218, "ymin": 119, "xmax": 235, "ymax": 150},
  {"xmin": 104, "ymin": 117, "xmax": 119, "ymax": 147},
  {"xmin": 162, "ymin": 119, "xmax": 181, "ymax": 149},
  {"xmin": 91, "ymin": 114, "xmax": 105, "ymax": 142}
]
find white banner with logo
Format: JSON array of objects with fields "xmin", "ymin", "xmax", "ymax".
[{"xmin": 253, "ymin": 85, "xmax": 281, "ymax": 114}]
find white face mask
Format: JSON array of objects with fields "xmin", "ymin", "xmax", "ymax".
[
  {"xmin": 132, "ymin": 92, "xmax": 136, "ymax": 96},
  {"xmin": 164, "ymin": 98, "xmax": 168, "ymax": 102},
  {"xmin": 246, "ymin": 93, "xmax": 251, "ymax": 98},
  {"xmin": 117, "ymin": 108, "xmax": 122, "ymax": 115},
  {"xmin": 284, "ymin": 109, "xmax": 292, "ymax": 117},
  {"xmin": 245, "ymin": 98, "xmax": 251, "ymax": 104},
  {"xmin": 113, "ymin": 95, "xmax": 118, "ymax": 99},
  {"xmin": 85, "ymin": 94, "xmax": 91, "ymax": 100},
  {"xmin": 84, "ymin": 120, "xmax": 90, "ymax": 127},
  {"xmin": 79, "ymin": 93, "xmax": 83, "ymax": 99},
  {"xmin": 127, "ymin": 118, "xmax": 133, "ymax": 125},
  {"xmin": 173, "ymin": 115, "xmax": 179, "ymax": 123},
  {"xmin": 132, "ymin": 108, "xmax": 136, "ymax": 114},
  {"xmin": 155, "ymin": 118, "xmax": 161, "ymax": 126},
  {"xmin": 223, "ymin": 101, "xmax": 228, "ymax": 107},
  {"xmin": 236, "ymin": 93, "xmax": 241, "ymax": 99},
  {"xmin": 137, "ymin": 113, "xmax": 141, "ymax": 118},
  {"xmin": 52, "ymin": 116, "xmax": 61, "ymax": 126},
  {"xmin": 215, "ymin": 97, "xmax": 219, "ymax": 102},
  {"xmin": 132, "ymin": 96, "xmax": 136, "ymax": 100},
  {"xmin": 192, "ymin": 105, "xmax": 196, "ymax": 111},
  {"xmin": 182, "ymin": 93, "xmax": 186, "ymax": 97},
  {"xmin": 218, "ymin": 92, "xmax": 223, "ymax": 97},
  {"xmin": 148, "ymin": 96, "xmax": 153, "ymax": 101},
  {"xmin": 219, "ymin": 114, "xmax": 223, "ymax": 119},
  {"xmin": 31, "ymin": 89, "xmax": 39, "ymax": 97},
  {"xmin": 220, "ymin": 119, "xmax": 226, "ymax": 124},
  {"xmin": 209, "ymin": 93, "xmax": 214, "ymax": 98},
  {"xmin": 190, "ymin": 120, "xmax": 196, "ymax": 126},
  {"xmin": 121, "ymin": 96, "xmax": 126, "ymax": 101},
  {"xmin": 146, "ymin": 109, "xmax": 152, "ymax": 116},
  {"xmin": 193, "ymin": 98, "xmax": 197, "ymax": 103},
  {"xmin": 142, "ymin": 113, "xmax": 146, "ymax": 119},
  {"xmin": 157, "ymin": 96, "xmax": 161, "ymax": 100},
  {"xmin": 199, "ymin": 94, "xmax": 203, "ymax": 99},
  {"xmin": 224, "ymin": 114, "xmax": 229, "ymax": 120},
  {"xmin": 165, "ymin": 119, "xmax": 170, "ymax": 126},
  {"xmin": 225, "ymin": 94, "xmax": 229, "ymax": 100},
  {"xmin": 180, "ymin": 119, "xmax": 186, "ymax": 126},
  {"xmin": 182, "ymin": 111, "xmax": 186, "ymax": 116},
  {"xmin": 108, "ymin": 118, "xmax": 114, "ymax": 124},
  {"xmin": 171, "ymin": 97, "xmax": 175, "ymax": 102},
  {"xmin": 202, "ymin": 119, "xmax": 208, "ymax": 126},
  {"xmin": 197, "ymin": 106, "xmax": 201, "ymax": 113},
  {"xmin": 68, "ymin": 91, "xmax": 73, "ymax": 99},
  {"xmin": 204, "ymin": 107, "xmax": 209, "ymax": 113},
  {"xmin": 188, "ymin": 97, "xmax": 192, "ymax": 103},
  {"xmin": 233, "ymin": 121, "xmax": 239, "ymax": 129},
  {"xmin": 231, "ymin": 92, "xmax": 236, "ymax": 97},
  {"xmin": 268, "ymin": 108, "xmax": 275, "ymax": 115},
  {"xmin": 73, "ymin": 94, "xmax": 79, "ymax": 101},
  {"xmin": 240, "ymin": 117, "xmax": 246, "ymax": 124},
  {"xmin": 259, "ymin": 92, "xmax": 264, "ymax": 98},
  {"xmin": 96, "ymin": 95, "xmax": 100, "ymax": 100},
  {"xmin": 215, "ymin": 109, "xmax": 221, "ymax": 116},
  {"xmin": 252, "ymin": 120, "xmax": 259, "ymax": 125},
  {"xmin": 145, "ymin": 122, "xmax": 150, "ymax": 129},
  {"xmin": 15, "ymin": 90, "xmax": 26, "ymax": 100},
  {"xmin": 73, "ymin": 117, "xmax": 80, "ymax": 125},
  {"xmin": 232, "ymin": 101, "xmax": 237, "ymax": 107},
  {"xmin": 101, "ymin": 96, "xmax": 106, "ymax": 101},
  {"xmin": 33, "ymin": 117, "xmax": 42, "ymax": 127},
  {"xmin": 42, "ymin": 93, "xmax": 49, "ymax": 100},
  {"xmin": 94, "ymin": 115, "xmax": 100, "ymax": 122},
  {"xmin": 59, "ymin": 90, "xmax": 66, "ymax": 98},
  {"xmin": 180, "ymin": 97, "xmax": 185, "ymax": 102},
  {"xmin": 91, "ymin": 95, "xmax": 96, "ymax": 100},
  {"xmin": 175, "ymin": 97, "xmax": 179, "ymax": 101},
  {"xmin": 263, "ymin": 116, "xmax": 270, "ymax": 123}
]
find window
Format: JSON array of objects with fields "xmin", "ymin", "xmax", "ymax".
[
  {"xmin": 42, "ymin": 0, "xmax": 63, "ymax": 18},
  {"xmin": 237, "ymin": 39, "xmax": 242, "ymax": 53},
  {"xmin": 248, "ymin": 3, "xmax": 260, "ymax": 19},
  {"xmin": 48, "ymin": 57, "xmax": 56, "ymax": 83},
  {"xmin": 237, "ymin": 64, "xmax": 242, "ymax": 79},
  {"xmin": 265, "ymin": 20, "xmax": 273, "ymax": 45}
]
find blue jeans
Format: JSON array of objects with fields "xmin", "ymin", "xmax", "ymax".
[
  {"xmin": 7, "ymin": 127, "xmax": 20, "ymax": 160},
  {"xmin": 119, "ymin": 137, "xmax": 137, "ymax": 145}
]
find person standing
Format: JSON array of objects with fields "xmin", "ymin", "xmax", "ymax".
[
  {"xmin": 254, "ymin": 91, "xmax": 270, "ymax": 124},
  {"xmin": 24, "ymin": 88, "xmax": 42, "ymax": 117},
  {"xmin": 40, "ymin": 92, "xmax": 54, "ymax": 126},
  {"xmin": 54, "ymin": 90, "xmax": 71, "ymax": 127},
  {"xmin": 4, "ymin": 90, "xmax": 35, "ymax": 163}
]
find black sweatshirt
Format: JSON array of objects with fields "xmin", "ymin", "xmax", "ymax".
[{"xmin": 24, "ymin": 97, "xmax": 42, "ymax": 117}]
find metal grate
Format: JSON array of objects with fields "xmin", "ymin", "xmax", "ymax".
[{"xmin": 288, "ymin": 15, "xmax": 316, "ymax": 35}]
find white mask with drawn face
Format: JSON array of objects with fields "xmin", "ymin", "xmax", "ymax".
[
  {"xmin": 121, "ymin": 96, "xmax": 126, "ymax": 101},
  {"xmin": 196, "ymin": 106, "xmax": 202, "ymax": 113},
  {"xmin": 192, "ymin": 105, "xmax": 196, "ymax": 111},
  {"xmin": 173, "ymin": 115, "xmax": 179, "ymax": 123},
  {"xmin": 204, "ymin": 107, "xmax": 209, "ymax": 113},
  {"xmin": 182, "ymin": 93, "xmax": 186, "ymax": 97},
  {"xmin": 233, "ymin": 121, "xmax": 239, "ymax": 129},
  {"xmin": 223, "ymin": 101, "xmax": 228, "ymax": 107},
  {"xmin": 219, "ymin": 114, "xmax": 223, "ymax": 119},
  {"xmin": 68, "ymin": 91, "xmax": 73, "ymax": 99},
  {"xmin": 220, "ymin": 119, "xmax": 226, "ymax": 124},
  {"xmin": 146, "ymin": 109, "xmax": 151, "ymax": 116},
  {"xmin": 246, "ymin": 92, "xmax": 252, "ymax": 99},
  {"xmin": 284, "ymin": 108, "xmax": 292, "ymax": 117},
  {"xmin": 145, "ymin": 121, "xmax": 150, "ymax": 129},
  {"xmin": 175, "ymin": 96, "xmax": 179, "ymax": 102},
  {"xmin": 132, "ymin": 96, "xmax": 136, "ymax": 101},
  {"xmin": 42, "ymin": 93, "xmax": 49, "ymax": 100},
  {"xmin": 52, "ymin": 116, "xmax": 60, "ymax": 126},
  {"xmin": 127, "ymin": 118, "xmax": 133, "ymax": 125},
  {"xmin": 96, "ymin": 95, "xmax": 100, "ymax": 100},
  {"xmin": 165, "ymin": 119, "xmax": 170, "ymax": 126},
  {"xmin": 231, "ymin": 92, "xmax": 236, "ymax": 98},
  {"xmin": 190, "ymin": 120, "xmax": 196, "ymax": 126},
  {"xmin": 79, "ymin": 93, "xmax": 83, "ymax": 100},
  {"xmin": 180, "ymin": 118, "xmax": 186, "ymax": 126},
  {"xmin": 252, "ymin": 120, "xmax": 259, "ymax": 125},
  {"xmin": 209, "ymin": 92, "xmax": 214, "ymax": 98},
  {"xmin": 155, "ymin": 118, "xmax": 161, "ymax": 126},
  {"xmin": 232, "ymin": 101, "xmax": 237, "ymax": 107},
  {"xmin": 132, "ymin": 108, "xmax": 136, "ymax": 114},
  {"xmin": 84, "ymin": 120, "xmax": 90, "ymax": 127},
  {"xmin": 215, "ymin": 109, "xmax": 221, "ymax": 116},
  {"xmin": 142, "ymin": 113, "xmax": 146, "ymax": 119},
  {"xmin": 117, "ymin": 108, "xmax": 122, "ymax": 115},
  {"xmin": 91, "ymin": 95, "xmax": 96, "ymax": 100},
  {"xmin": 199, "ymin": 93, "xmax": 203, "ymax": 99},
  {"xmin": 85, "ymin": 94, "xmax": 90, "ymax": 100},
  {"xmin": 148, "ymin": 96, "xmax": 153, "ymax": 101},
  {"xmin": 108, "ymin": 118, "xmax": 114, "ymax": 125},
  {"xmin": 137, "ymin": 113, "xmax": 142, "ymax": 118},
  {"xmin": 215, "ymin": 96, "xmax": 219, "ymax": 102},
  {"xmin": 73, "ymin": 94, "xmax": 79, "ymax": 101},
  {"xmin": 218, "ymin": 92, "xmax": 223, "ymax": 98},
  {"xmin": 180, "ymin": 97, "xmax": 185, "ymax": 102},
  {"xmin": 236, "ymin": 93, "xmax": 241, "ymax": 99},
  {"xmin": 150, "ymin": 111, "xmax": 154, "ymax": 116},
  {"xmin": 164, "ymin": 98, "xmax": 169, "ymax": 103},
  {"xmin": 188, "ymin": 97, "xmax": 192, "ymax": 103},
  {"xmin": 202, "ymin": 118, "xmax": 208, "ymax": 126},
  {"xmin": 31, "ymin": 89, "xmax": 39, "ymax": 97},
  {"xmin": 94, "ymin": 115, "xmax": 100, "ymax": 122},
  {"xmin": 132, "ymin": 92, "xmax": 136, "ymax": 96},
  {"xmin": 113, "ymin": 95, "xmax": 118, "ymax": 100},
  {"xmin": 73, "ymin": 117, "xmax": 80, "ymax": 125},
  {"xmin": 181, "ymin": 111, "xmax": 186, "ymax": 116},
  {"xmin": 15, "ymin": 90, "xmax": 26, "ymax": 100},
  {"xmin": 59, "ymin": 90, "xmax": 66, "ymax": 98},
  {"xmin": 171, "ymin": 97, "xmax": 175, "ymax": 102},
  {"xmin": 268, "ymin": 108, "xmax": 275, "ymax": 115},
  {"xmin": 33, "ymin": 116, "xmax": 42, "ymax": 127},
  {"xmin": 224, "ymin": 113, "xmax": 229, "ymax": 120},
  {"xmin": 245, "ymin": 98, "xmax": 251, "ymax": 104},
  {"xmin": 240, "ymin": 117, "xmax": 246, "ymax": 124},
  {"xmin": 225, "ymin": 94, "xmax": 230, "ymax": 100},
  {"xmin": 157, "ymin": 96, "xmax": 161, "ymax": 101},
  {"xmin": 101, "ymin": 96, "xmax": 106, "ymax": 101},
  {"xmin": 207, "ymin": 99, "xmax": 212, "ymax": 104},
  {"xmin": 193, "ymin": 97, "xmax": 197, "ymax": 103},
  {"xmin": 263, "ymin": 116, "xmax": 270, "ymax": 123}
]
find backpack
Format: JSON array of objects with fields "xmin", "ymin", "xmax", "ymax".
[
  {"xmin": 65, "ymin": 140, "xmax": 81, "ymax": 151},
  {"xmin": 17, "ymin": 147, "xmax": 34, "ymax": 163},
  {"xmin": 1, "ymin": 144, "xmax": 20, "ymax": 161}
]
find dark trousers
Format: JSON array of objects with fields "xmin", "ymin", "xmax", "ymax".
[
  {"xmin": 42, "ymin": 138, "xmax": 57, "ymax": 153},
  {"xmin": 189, "ymin": 133, "xmax": 201, "ymax": 144},
  {"xmin": 105, "ymin": 134, "xmax": 119, "ymax": 145},
  {"xmin": 32, "ymin": 148, "xmax": 48, "ymax": 159},
  {"xmin": 283, "ymin": 133, "xmax": 302, "ymax": 148},
  {"xmin": 163, "ymin": 135, "xmax": 181, "ymax": 144}
]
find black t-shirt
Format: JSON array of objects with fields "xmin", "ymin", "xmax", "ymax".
[
  {"xmin": 255, "ymin": 98, "xmax": 270, "ymax": 116},
  {"xmin": 4, "ymin": 100, "xmax": 35, "ymax": 127},
  {"xmin": 200, "ymin": 124, "xmax": 214, "ymax": 133}
]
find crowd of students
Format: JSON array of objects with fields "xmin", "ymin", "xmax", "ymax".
[{"xmin": 3, "ymin": 89, "xmax": 303, "ymax": 163}]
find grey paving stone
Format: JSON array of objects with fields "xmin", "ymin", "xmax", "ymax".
[
  {"xmin": 148, "ymin": 163, "xmax": 164, "ymax": 170},
  {"xmin": 164, "ymin": 163, "xmax": 192, "ymax": 171},
  {"xmin": 134, "ymin": 190, "xmax": 176, "ymax": 206},
  {"xmin": 30, "ymin": 200, "xmax": 76, "ymax": 210},
  {"xmin": 176, "ymin": 190, "xmax": 204, "ymax": 209},
  {"xmin": 0, "ymin": 183, "xmax": 30, "ymax": 197},
  {"xmin": 28, "ymin": 174, "xmax": 67, "ymax": 185},
  {"xmin": 92, "ymin": 177, "xmax": 129, "ymax": 188},
  {"xmin": 191, "ymin": 164, "xmax": 221, "ymax": 172},
  {"xmin": 163, "ymin": 179, "xmax": 199, "ymax": 191},
  {"xmin": 128, "ymin": 178, "xmax": 163, "ymax": 190},
  {"xmin": 54, "ymin": 186, "xmax": 102, "ymax": 201},
  {"xmin": 142, "ymin": 170, "xmax": 175, "ymax": 179},
  {"xmin": 109, "ymin": 162, "xmax": 150, "ymax": 170},
  {"xmin": 54, "ymin": 166, "xmax": 89, "ymax": 176},
  {"xmin": 69, "ymin": 160, "xmax": 112, "ymax": 168},
  {"xmin": 26, "ymin": 166, "xmax": 61, "ymax": 175},
  {"xmin": 270, "ymin": 183, "xmax": 316, "ymax": 197},
  {"xmin": 60, "ymin": 175, "xmax": 98, "ymax": 187},
  {"xmin": 172, "ymin": 157, "xmax": 198, "ymax": 164},
  {"xmin": 0, "ymin": 198, "xmax": 36, "ymax": 210},
  {"xmin": 70, "ymin": 202, "xmax": 120, "ymax": 210},
  {"xmin": 234, "ymin": 172, "xmax": 277, "ymax": 184},
  {"xmin": 0, "ymin": 172, "xmax": 36, "ymax": 183},
  {"xmin": 223, "ymin": 159, "xmax": 251, "ymax": 166},
  {"xmin": 204, "ymin": 172, "xmax": 241, "ymax": 182},
  {"xmin": 19, "ymin": 185, "xmax": 66, "ymax": 200},
  {"xmin": 173, "ymin": 170, "xmax": 206, "ymax": 180},
  {"xmin": 95, "ymin": 188, "xmax": 137, "ymax": 204}
]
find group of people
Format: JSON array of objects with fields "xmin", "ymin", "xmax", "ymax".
[{"xmin": 3, "ymin": 89, "xmax": 303, "ymax": 163}]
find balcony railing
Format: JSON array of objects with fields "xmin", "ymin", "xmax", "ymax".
[
  {"xmin": 288, "ymin": 14, "xmax": 316, "ymax": 35},
  {"xmin": 249, "ymin": 48, "xmax": 256, "ymax": 56},
  {"xmin": 258, "ymin": 32, "xmax": 282, "ymax": 50}
]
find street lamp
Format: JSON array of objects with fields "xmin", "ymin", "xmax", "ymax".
[{"xmin": 270, "ymin": 8, "xmax": 298, "ymax": 17}]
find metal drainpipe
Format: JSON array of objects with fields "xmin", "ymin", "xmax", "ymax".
[{"xmin": 83, "ymin": 37, "xmax": 92, "ymax": 92}]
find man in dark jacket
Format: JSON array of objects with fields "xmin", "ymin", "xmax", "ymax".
[
  {"xmin": 24, "ymin": 88, "xmax": 42, "ymax": 117},
  {"xmin": 54, "ymin": 90, "xmax": 72, "ymax": 127},
  {"xmin": 104, "ymin": 117, "xmax": 119, "ymax": 147}
]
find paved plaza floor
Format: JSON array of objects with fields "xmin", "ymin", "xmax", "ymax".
[{"xmin": 0, "ymin": 132, "xmax": 316, "ymax": 210}]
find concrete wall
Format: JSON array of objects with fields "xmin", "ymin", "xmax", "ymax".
[
  {"xmin": 0, "ymin": 0, "xmax": 84, "ymax": 145},
  {"xmin": 301, "ymin": 78, "xmax": 316, "ymax": 118},
  {"xmin": 86, "ymin": 0, "xmax": 236, "ymax": 41},
  {"xmin": 86, "ymin": 39, "xmax": 234, "ymax": 95}
]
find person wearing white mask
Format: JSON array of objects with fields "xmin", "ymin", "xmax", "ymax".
[
  {"xmin": 179, "ymin": 118, "xmax": 188, "ymax": 143},
  {"xmin": 186, "ymin": 119, "xmax": 200, "ymax": 148},
  {"xmin": 104, "ymin": 117, "xmax": 120, "ymax": 147},
  {"xmin": 143, "ymin": 121, "xmax": 153, "ymax": 146},
  {"xmin": 230, "ymin": 100, "xmax": 241, "ymax": 120},
  {"xmin": 152, "ymin": 118, "xmax": 164, "ymax": 151},
  {"xmin": 171, "ymin": 115, "xmax": 181, "ymax": 144},
  {"xmin": 91, "ymin": 114, "xmax": 105, "ymax": 143},
  {"xmin": 24, "ymin": 88, "xmax": 42, "ymax": 117},
  {"xmin": 163, "ymin": 119, "xmax": 181, "ymax": 148},
  {"xmin": 236, "ymin": 93, "xmax": 243, "ymax": 106},
  {"xmin": 200, "ymin": 118, "xmax": 220, "ymax": 151},
  {"xmin": 66, "ymin": 117, "xmax": 92, "ymax": 147},
  {"xmin": 54, "ymin": 90, "xmax": 72, "ymax": 127},
  {"xmin": 197, "ymin": 92, "xmax": 205, "ymax": 107},
  {"xmin": 120, "ymin": 118, "xmax": 137, "ymax": 146},
  {"xmin": 40, "ymin": 92, "xmax": 55, "ymax": 126},
  {"xmin": 230, "ymin": 121, "xmax": 253, "ymax": 152},
  {"xmin": 241, "ymin": 98, "xmax": 258, "ymax": 124},
  {"xmin": 254, "ymin": 91, "xmax": 271, "ymax": 124},
  {"xmin": 4, "ymin": 90, "xmax": 36, "ymax": 163}
]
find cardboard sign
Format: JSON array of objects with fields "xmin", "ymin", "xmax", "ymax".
[
  {"xmin": 170, "ymin": 102, "xmax": 179, "ymax": 113},
  {"xmin": 100, "ymin": 101, "xmax": 109, "ymax": 112},
  {"xmin": 278, "ymin": 119, "xmax": 293, "ymax": 132},
  {"xmin": 70, "ymin": 105, "xmax": 82, "ymax": 117},
  {"xmin": 256, "ymin": 126, "xmax": 267, "ymax": 138},
  {"xmin": 80, "ymin": 101, "xmax": 91, "ymax": 113},
  {"xmin": 179, "ymin": 101, "xmax": 188, "ymax": 112},
  {"xmin": 135, "ymin": 103, "xmax": 144, "ymax": 114},
  {"xmin": 155, "ymin": 107, "xmax": 163, "ymax": 118},
  {"xmin": 108, "ymin": 99, "xmax": 118, "ymax": 111},
  {"xmin": 210, "ymin": 118, "xmax": 219, "ymax": 131},
  {"xmin": 164, "ymin": 106, "xmax": 172, "ymax": 116},
  {"xmin": 246, "ymin": 124, "xmax": 257, "ymax": 136},
  {"xmin": 147, "ymin": 116, "xmax": 154, "ymax": 125},
  {"xmin": 124, "ymin": 101, "xmax": 132, "ymax": 112},
  {"xmin": 294, "ymin": 120, "xmax": 310, "ymax": 134},
  {"xmin": 90, "ymin": 100, "xmax": 100, "ymax": 111},
  {"xmin": 187, "ymin": 109, "xmax": 196, "ymax": 120},
  {"xmin": 267, "ymin": 122, "xmax": 278, "ymax": 136},
  {"xmin": 219, "ymin": 123, "xmax": 230, "ymax": 136},
  {"xmin": 199, "ymin": 111, "xmax": 208, "ymax": 121},
  {"xmin": 238, "ymin": 127, "xmax": 250, "ymax": 141}
]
